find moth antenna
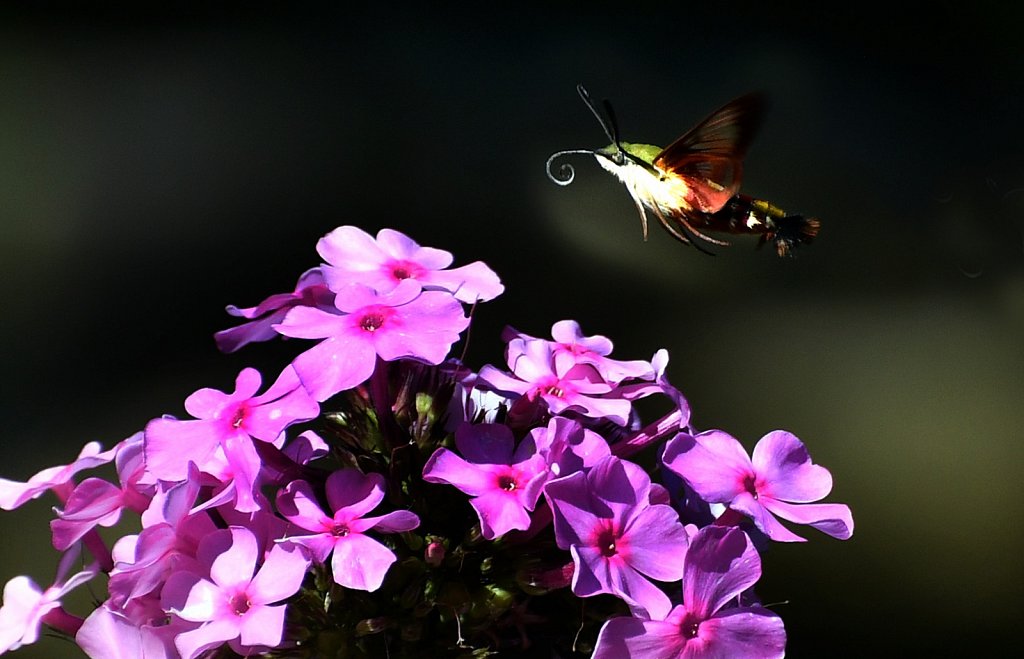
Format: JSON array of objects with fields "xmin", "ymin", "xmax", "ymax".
[
  {"xmin": 602, "ymin": 97, "xmax": 621, "ymax": 145},
  {"xmin": 545, "ymin": 149, "xmax": 597, "ymax": 186},
  {"xmin": 576, "ymin": 84, "xmax": 619, "ymax": 148}
]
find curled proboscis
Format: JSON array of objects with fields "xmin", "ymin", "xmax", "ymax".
[{"xmin": 545, "ymin": 149, "xmax": 594, "ymax": 187}]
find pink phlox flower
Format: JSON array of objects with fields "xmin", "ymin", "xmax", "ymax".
[
  {"xmin": 477, "ymin": 338, "xmax": 632, "ymax": 425},
  {"xmin": 0, "ymin": 440, "xmax": 118, "ymax": 511},
  {"xmin": 145, "ymin": 365, "xmax": 319, "ymax": 512},
  {"xmin": 0, "ymin": 547, "xmax": 98, "ymax": 653},
  {"xmin": 276, "ymin": 469, "xmax": 420, "ymax": 591},
  {"xmin": 422, "ymin": 423, "xmax": 549, "ymax": 539},
  {"xmin": 528, "ymin": 416, "xmax": 610, "ymax": 479},
  {"xmin": 161, "ymin": 527, "xmax": 310, "ymax": 659},
  {"xmin": 592, "ymin": 525, "xmax": 786, "ymax": 659},
  {"xmin": 77, "ymin": 596, "xmax": 188, "ymax": 659},
  {"xmin": 108, "ymin": 467, "xmax": 216, "ymax": 606},
  {"xmin": 51, "ymin": 432, "xmax": 154, "ymax": 551},
  {"xmin": 316, "ymin": 225, "xmax": 504, "ymax": 303},
  {"xmin": 662, "ymin": 430, "xmax": 854, "ymax": 542},
  {"xmin": 214, "ymin": 267, "xmax": 336, "ymax": 354},
  {"xmin": 612, "ymin": 349, "xmax": 691, "ymax": 423},
  {"xmin": 504, "ymin": 320, "xmax": 656, "ymax": 385},
  {"xmin": 275, "ymin": 278, "xmax": 470, "ymax": 402},
  {"xmin": 544, "ymin": 456, "xmax": 690, "ymax": 619}
]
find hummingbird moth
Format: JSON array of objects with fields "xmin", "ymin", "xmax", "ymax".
[{"xmin": 546, "ymin": 85, "xmax": 819, "ymax": 257}]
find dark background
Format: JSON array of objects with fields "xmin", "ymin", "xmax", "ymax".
[{"xmin": 1, "ymin": 3, "xmax": 1022, "ymax": 657}]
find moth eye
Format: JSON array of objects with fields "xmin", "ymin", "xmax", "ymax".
[{"xmin": 613, "ymin": 151, "xmax": 625, "ymax": 166}]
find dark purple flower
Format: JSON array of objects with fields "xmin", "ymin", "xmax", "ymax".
[
  {"xmin": 214, "ymin": 268, "xmax": 336, "ymax": 354},
  {"xmin": 275, "ymin": 279, "xmax": 470, "ymax": 401},
  {"xmin": 544, "ymin": 456, "xmax": 690, "ymax": 619},
  {"xmin": 317, "ymin": 226, "xmax": 504, "ymax": 303},
  {"xmin": 276, "ymin": 469, "xmax": 420, "ymax": 591},
  {"xmin": 662, "ymin": 430, "xmax": 854, "ymax": 542},
  {"xmin": 422, "ymin": 423, "xmax": 548, "ymax": 539},
  {"xmin": 592, "ymin": 526, "xmax": 786, "ymax": 659}
]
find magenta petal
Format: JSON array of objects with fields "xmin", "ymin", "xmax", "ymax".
[
  {"xmin": 275, "ymin": 305, "xmax": 351, "ymax": 340},
  {"xmin": 592, "ymin": 616, "xmax": 684, "ymax": 659},
  {"xmin": 684, "ymin": 527, "xmax": 762, "ymax": 620},
  {"xmin": 276, "ymin": 481, "xmax": 333, "ymax": 533},
  {"xmin": 701, "ymin": 608, "xmax": 787, "ymax": 658},
  {"xmin": 75, "ymin": 606, "xmax": 145, "ymax": 659},
  {"xmin": 330, "ymin": 534, "xmax": 396, "ymax": 591},
  {"xmin": 372, "ymin": 291, "xmax": 468, "ymax": 364},
  {"xmin": 210, "ymin": 528, "xmax": 258, "ymax": 588},
  {"xmin": 569, "ymin": 545, "xmax": 609, "ymax": 598},
  {"xmin": 608, "ymin": 561, "xmax": 673, "ymax": 621},
  {"xmin": 144, "ymin": 418, "xmax": 220, "ymax": 481},
  {"xmin": 622, "ymin": 504, "xmax": 689, "ymax": 583},
  {"xmin": 325, "ymin": 470, "xmax": 385, "ymax": 518},
  {"xmin": 174, "ymin": 618, "xmax": 237, "ymax": 659},
  {"xmin": 662, "ymin": 431, "xmax": 751, "ymax": 503},
  {"xmin": 422, "ymin": 449, "xmax": 493, "ymax": 496},
  {"xmin": 361, "ymin": 510, "xmax": 420, "ymax": 534},
  {"xmin": 317, "ymin": 226, "xmax": 386, "ymax": 271},
  {"xmin": 731, "ymin": 494, "xmax": 807, "ymax": 542},
  {"xmin": 469, "ymin": 491, "xmax": 533, "ymax": 538},
  {"xmin": 237, "ymin": 603, "xmax": 287, "ymax": 648},
  {"xmin": 544, "ymin": 472, "xmax": 599, "ymax": 548},
  {"xmin": 249, "ymin": 545, "xmax": 308, "ymax": 605},
  {"xmin": 762, "ymin": 499, "xmax": 854, "ymax": 540},
  {"xmin": 290, "ymin": 333, "xmax": 377, "ymax": 401},
  {"xmin": 752, "ymin": 430, "xmax": 834, "ymax": 502},
  {"xmin": 421, "ymin": 261, "xmax": 504, "ymax": 302}
]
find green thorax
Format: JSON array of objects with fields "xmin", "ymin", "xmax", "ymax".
[{"xmin": 597, "ymin": 142, "xmax": 663, "ymax": 166}]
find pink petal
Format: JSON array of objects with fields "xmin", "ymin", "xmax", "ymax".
[
  {"xmin": 751, "ymin": 430, "xmax": 834, "ymax": 502},
  {"xmin": 210, "ymin": 528, "xmax": 258, "ymax": 589},
  {"xmin": 330, "ymin": 534, "xmax": 396, "ymax": 591},
  {"xmin": 622, "ymin": 504, "xmax": 689, "ymax": 583},
  {"xmin": 359, "ymin": 509, "xmax": 420, "ymax": 534},
  {"xmin": 608, "ymin": 561, "xmax": 673, "ymax": 620},
  {"xmin": 376, "ymin": 228, "xmax": 452, "ymax": 267},
  {"xmin": 420, "ymin": 261, "xmax": 504, "ymax": 302},
  {"xmin": 237, "ymin": 603, "xmax": 287, "ymax": 648},
  {"xmin": 469, "ymin": 491, "xmax": 533, "ymax": 538},
  {"xmin": 683, "ymin": 527, "xmax": 762, "ymax": 620},
  {"xmin": 144, "ymin": 418, "xmax": 221, "ymax": 482},
  {"xmin": 317, "ymin": 226, "xmax": 386, "ymax": 272},
  {"xmin": 288, "ymin": 333, "xmax": 377, "ymax": 401},
  {"xmin": 422, "ymin": 449, "xmax": 493, "ymax": 496},
  {"xmin": 592, "ymin": 616, "xmax": 684, "ymax": 659},
  {"xmin": 700, "ymin": 608, "xmax": 787, "ymax": 658},
  {"xmin": 325, "ymin": 470, "xmax": 385, "ymax": 518},
  {"xmin": 730, "ymin": 494, "xmax": 808, "ymax": 542},
  {"xmin": 173, "ymin": 618, "xmax": 238, "ymax": 659},
  {"xmin": 276, "ymin": 480, "xmax": 333, "ymax": 533},
  {"xmin": 761, "ymin": 499, "xmax": 854, "ymax": 540},
  {"xmin": 248, "ymin": 544, "xmax": 308, "ymax": 605},
  {"xmin": 662, "ymin": 431, "xmax": 752, "ymax": 503}
]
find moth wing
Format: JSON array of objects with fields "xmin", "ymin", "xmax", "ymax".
[{"xmin": 654, "ymin": 93, "xmax": 766, "ymax": 213}]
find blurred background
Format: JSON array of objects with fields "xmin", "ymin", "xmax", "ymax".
[{"xmin": 1, "ymin": 3, "xmax": 1022, "ymax": 657}]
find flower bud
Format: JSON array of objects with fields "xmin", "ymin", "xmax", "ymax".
[{"xmin": 425, "ymin": 540, "xmax": 446, "ymax": 567}]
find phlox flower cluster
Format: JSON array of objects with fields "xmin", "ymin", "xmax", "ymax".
[{"xmin": 0, "ymin": 225, "xmax": 853, "ymax": 658}]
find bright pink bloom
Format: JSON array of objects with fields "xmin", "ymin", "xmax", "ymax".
[
  {"xmin": 544, "ymin": 456, "xmax": 690, "ymax": 619},
  {"xmin": 504, "ymin": 320, "xmax": 655, "ymax": 384},
  {"xmin": 422, "ymin": 423, "xmax": 549, "ymax": 539},
  {"xmin": 478, "ymin": 338, "xmax": 632, "ymax": 424},
  {"xmin": 592, "ymin": 526, "xmax": 786, "ymax": 659},
  {"xmin": 0, "ymin": 550, "xmax": 98, "ymax": 653},
  {"xmin": 145, "ymin": 366, "xmax": 319, "ymax": 512},
  {"xmin": 662, "ymin": 430, "xmax": 854, "ymax": 542},
  {"xmin": 317, "ymin": 226, "xmax": 504, "ymax": 303},
  {"xmin": 277, "ymin": 469, "xmax": 420, "ymax": 591},
  {"xmin": 161, "ymin": 527, "xmax": 309, "ymax": 659},
  {"xmin": 275, "ymin": 279, "xmax": 470, "ymax": 401},
  {"xmin": 214, "ymin": 267, "xmax": 336, "ymax": 353}
]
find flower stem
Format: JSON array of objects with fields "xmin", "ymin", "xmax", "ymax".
[
  {"xmin": 41, "ymin": 607, "xmax": 85, "ymax": 637},
  {"xmin": 370, "ymin": 357, "xmax": 401, "ymax": 450}
]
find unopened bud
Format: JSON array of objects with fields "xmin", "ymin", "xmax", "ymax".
[{"xmin": 425, "ymin": 540, "xmax": 446, "ymax": 567}]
